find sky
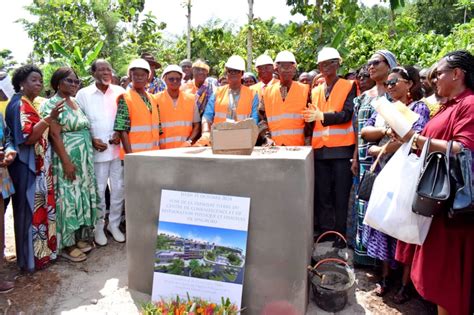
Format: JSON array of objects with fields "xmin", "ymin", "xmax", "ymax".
[
  {"xmin": 0, "ymin": 0, "xmax": 383, "ymax": 63},
  {"xmin": 158, "ymin": 221, "xmax": 248, "ymax": 252}
]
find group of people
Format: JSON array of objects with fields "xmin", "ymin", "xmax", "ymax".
[{"xmin": 0, "ymin": 47, "xmax": 472, "ymax": 314}]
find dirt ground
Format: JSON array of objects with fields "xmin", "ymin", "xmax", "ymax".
[{"xmin": 0, "ymin": 206, "xmax": 434, "ymax": 315}]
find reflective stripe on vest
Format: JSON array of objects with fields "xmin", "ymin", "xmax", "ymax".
[
  {"xmin": 267, "ymin": 113, "xmax": 303, "ymax": 123},
  {"xmin": 263, "ymin": 81, "xmax": 309, "ymax": 146},
  {"xmin": 120, "ymin": 89, "xmax": 160, "ymax": 159},
  {"xmin": 159, "ymin": 136, "xmax": 188, "ymax": 145},
  {"xmin": 213, "ymin": 85, "xmax": 254, "ymax": 124},
  {"xmin": 313, "ymin": 125, "xmax": 354, "ymax": 137},
  {"xmin": 311, "ymin": 79, "xmax": 355, "ymax": 149},
  {"xmin": 272, "ymin": 128, "xmax": 305, "ymax": 137},
  {"xmin": 160, "ymin": 121, "xmax": 193, "ymax": 128}
]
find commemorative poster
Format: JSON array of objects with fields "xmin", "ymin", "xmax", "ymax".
[{"xmin": 151, "ymin": 189, "xmax": 251, "ymax": 309}]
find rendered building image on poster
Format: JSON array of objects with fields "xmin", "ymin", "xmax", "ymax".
[
  {"xmin": 155, "ymin": 221, "xmax": 246, "ymax": 285},
  {"xmin": 152, "ymin": 190, "xmax": 250, "ymax": 309}
]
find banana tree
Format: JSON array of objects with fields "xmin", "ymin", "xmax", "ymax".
[{"xmin": 50, "ymin": 41, "xmax": 104, "ymax": 84}]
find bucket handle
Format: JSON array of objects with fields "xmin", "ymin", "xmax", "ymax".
[
  {"xmin": 313, "ymin": 258, "xmax": 350, "ymax": 271},
  {"xmin": 315, "ymin": 231, "xmax": 347, "ymax": 248}
]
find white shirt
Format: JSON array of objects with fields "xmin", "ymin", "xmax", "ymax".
[{"xmin": 76, "ymin": 83, "xmax": 125, "ymax": 162}]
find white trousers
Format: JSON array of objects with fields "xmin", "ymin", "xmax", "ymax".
[{"xmin": 94, "ymin": 159, "xmax": 124, "ymax": 229}]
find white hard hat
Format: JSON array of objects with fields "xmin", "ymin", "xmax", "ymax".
[
  {"xmin": 317, "ymin": 47, "xmax": 342, "ymax": 64},
  {"xmin": 255, "ymin": 54, "xmax": 274, "ymax": 67},
  {"xmin": 275, "ymin": 51, "xmax": 296, "ymax": 64},
  {"xmin": 161, "ymin": 64, "xmax": 185, "ymax": 80},
  {"xmin": 225, "ymin": 55, "xmax": 245, "ymax": 72},
  {"xmin": 128, "ymin": 58, "xmax": 151, "ymax": 76}
]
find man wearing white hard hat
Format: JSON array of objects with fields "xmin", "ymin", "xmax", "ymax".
[
  {"xmin": 303, "ymin": 47, "xmax": 357, "ymax": 246},
  {"xmin": 155, "ymin": 65, "xmax": 200, "ymax": 149},
  {"xmin": 250, "ymin": 54, "xmax": 278, "ymax": 97},
  {"xmin": 196, "ymin": 55, "xmax": 259, "ymax": 146},
  {"xmin": 258, "ymin": 50, "xmax": 310, "ymax": 146},
  {"xmin": 76, "ymin": 59, "xmax": 126, "ymax": 245},
  {"xmin": 114, "ymin": 58, "xmax": 161, "ymax": 159}
]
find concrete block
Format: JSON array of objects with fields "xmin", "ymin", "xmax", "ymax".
[{"xmin": 125, "ymin": 146, "xmax": 314, "ymax": 314}]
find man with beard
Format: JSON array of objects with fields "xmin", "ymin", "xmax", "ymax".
[{"xmin": 76, "ymin": 59, "xmax": 126, "ymax": 246}]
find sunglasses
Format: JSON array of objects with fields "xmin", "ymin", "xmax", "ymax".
[
  {"xmin": 384, "ymin": 77, "xmax": 408, "ymax": 87},
  {"xmin": 435, "ymin": 68, "xmax": 454, "ymax": 78},
  {"xmin": 167, "ymin": 77, "xmax": 181, "ymax": 83},
  {"xmin": 63, "ymin": 78, "xmax": 81, "ymax": 85},
  {"xmin": 227, "ymin": 69, "xmax": 242, "ymax": 75},
  {"xmin": 367, "ymin": 59, "xmax": 387, "ymax": 67}
]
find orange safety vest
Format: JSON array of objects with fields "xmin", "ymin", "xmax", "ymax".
[
  {"xmin": 250, "ymin": 78, "xmax": 279, "ymax": 99},
  {"xmin": 262, "ymin": 81, "xmax": 309, "ymax": 146},
  {"xmin": 213, "ymin": 85, "xmax": 254, "ymax": 123},
  {"xmin": 156, "ymin": 91, "xmax": 195, "ymax": 149},
  {"xmin": 180, "ymin": 80, "xmax": 198, "ymax": 94},
  {"xmin": 119, "ymin": 89, "xmax": 160, "ymax": 159},
  {"xmin": 311, "ymin": 79, "xmax": 355, "ymax": 149}
]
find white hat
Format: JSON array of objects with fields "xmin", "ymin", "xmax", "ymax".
[
  {"xmin": 128, "ymin": 58, "xmax": 151, "ymax": 76},
  {"xmin": 275, "ymin": 51, "xmax": 296, "ymax": 64},
  {"xmin": 255, "ymin": 54, "xmax": 274, "ymax": 67},
  {"xmin": 317, "ymin": 47, "xmax": 342, "ymax": 64},
  {"xmin": 225, "ymin": 55, "xmax": 245, "ymax": 72},
  {"xmin": 161, "ymin": 64, "xmax": 185, "ymax": 80}
]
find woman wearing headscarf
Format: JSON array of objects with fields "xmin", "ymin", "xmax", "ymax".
[
  {"xmin": 6, "ymin": 65, "xmax": 64, "ymax": 272},
  {"xmin": 351, "ymin": 50, "xmax": 397, "ymax": 269},
  {"xmin": 397, "ymin": 50, "xmax": 474, "ymax": 315},
  {"xmin": 41, "ymin": 67, "xmax": 99, "ymax": 262}
]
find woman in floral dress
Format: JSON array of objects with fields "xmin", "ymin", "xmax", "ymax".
[
  {"xmin": 41, "ymin": 67, "xmax": 99, "ymax": 262},
  {"xmin": 6, "ymin": 65, "xmax": 64, "ymax": 271}
]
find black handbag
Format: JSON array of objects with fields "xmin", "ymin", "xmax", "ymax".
[
  {"xmin": 356, "ymin": 143, "xmax": 388, "ymax": 201},
  {"xmin": 448, "ymin": 146, "xmax": 474, "ymax": 219},
  {"xmin": 412, "ymin": 140, "xmax": 452, "ymax": 217}
]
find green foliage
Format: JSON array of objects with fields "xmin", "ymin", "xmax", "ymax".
[
  {"xmin": 411, "ymin": 0, "xmax": 473, "ymax": 35},
  {"xmin": 168, "ymin": 259, "xmax": 184, "ymax": 275},
  {"xmin": 227, "ymin": 253, "xmax": 241, "ymax": 266},
  {"xmin": 156, "ymin": 235, "xmax": 172, "ymax": 250},
  {"xmin": 0, "ymin": 49, "xmax": 18, "ymax": 72}
]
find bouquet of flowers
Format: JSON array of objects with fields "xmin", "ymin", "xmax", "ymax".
[{"xmin": 141, "ymin": 294, "xmax": 242, "ymax": 315}]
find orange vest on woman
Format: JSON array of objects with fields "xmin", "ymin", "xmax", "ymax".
[
  {"xmin": 311, "ymin": 79, "xmax": 355, "ymax": 149},
  {"xmin": 262, "ymin": 81, "xmax": 309, "ymax": 146},
  {"xmin": 155, "ymin": 91, "xmax": 195, "ymax": 149},
  {"xmin": 213, "ymin": 85, "xmax": 254, "ymax": 123},
  {"xmin": 119, "ymin": 89, "xmax": 160, "ymax": 159}
]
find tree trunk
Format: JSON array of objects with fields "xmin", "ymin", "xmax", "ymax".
[
  {"xmin": 186, "ymin": 0, "xmax": 192, "ymax": 60},
  {"xmin": 247, "ymin": 0, "xmax": 254, "ymax": 72}
]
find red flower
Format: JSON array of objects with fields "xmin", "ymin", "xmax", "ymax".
[{"xmin": 48, "ymin": 235, "xmax": 57, "ymax": 251}]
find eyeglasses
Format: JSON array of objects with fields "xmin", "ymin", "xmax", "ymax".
[
  {"xmin": 367, "ymin": 59, "xmax": 386, "ymax": 67},
  {"xmin": 384, "ymin": 77, "xmax": 408, "ymax": 87},
  {"xmin": 318, "ymin": 59, "xmax": 339, "ymax": 68},
  {"xmin": 167, "ymin": 77, "xmax": 181, "ymax": 83},
  {"xmin": 63, "ymin": 78, "xmax": 81, "ymax": 85},
  {"xmin": 357, "ymin": 73, "xmax": 370, "ymax": 80},
  {"xmin": 227, "ymin": 69, "xmax": 242, "ymax": 75}
]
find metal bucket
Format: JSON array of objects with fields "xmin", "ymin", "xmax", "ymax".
[
  {"xmin": 313, "ymin": 231, "xmax": 349, "ymax": 263},
  {"xmin": 308, "ymin": 258, "xmax": 355, "ymax": 312}
]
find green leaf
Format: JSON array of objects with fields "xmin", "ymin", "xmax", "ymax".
[
  {"xmin": 51, "ymin": 42, "xmax": 70, "ymax": 59},
  {"xmin": 84, "ymin": 41, "xmax": 104, "ymax": 66}
]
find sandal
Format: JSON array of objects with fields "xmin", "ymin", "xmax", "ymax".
[
  {"xmin": 375, "ymin": 277, "xmax": 390, "ymax": 297},
  {"xmin": 61, "ymin": 247, "xmax": 87, "ymax": 262},
  {"xmin": 393, "ymin": 285, "xmax": 411, "ymax": 304},
  {"xmin": 76, "ymin": 241, "xmax": 93, "ymax": 254}
]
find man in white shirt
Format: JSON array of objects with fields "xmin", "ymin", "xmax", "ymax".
[{"xmin": 76, "ymin": 59, "xmax": 126, "ymax": 246}]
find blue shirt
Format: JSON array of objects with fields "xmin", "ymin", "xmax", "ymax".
[{"xmin": 202, "ymin": 91, "xmax": 259, "ymax": 125}]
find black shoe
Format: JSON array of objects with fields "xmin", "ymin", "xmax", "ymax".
[
  {"xmin": 0, "ymin": 280, "xmax": 14, "ymax": 293},
  {"xmin": 333, "ymin": 237, "xmax": 346, "ymax": 249}
]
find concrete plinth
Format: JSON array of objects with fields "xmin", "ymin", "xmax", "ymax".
[{"xmin": 125, "ymin": 147, "xmax": 314, "ymax": 314}]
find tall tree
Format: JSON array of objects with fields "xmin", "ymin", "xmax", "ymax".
[
  {"xmin": 184, "ymin": 0, "xmax": 192, "ymax": 59},
  {"xmin": 247, "ymin": 0, "xmax": 254, "ymax": 72}
]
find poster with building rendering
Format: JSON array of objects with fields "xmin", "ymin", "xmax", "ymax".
[{"xmin": 152, "ymin": 189, "xmax": 250, "ymax": 309}]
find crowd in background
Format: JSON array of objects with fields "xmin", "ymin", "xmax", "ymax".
[{"xmin": 0, "ymin": 47, "xmax": 472, "ymax": 315}]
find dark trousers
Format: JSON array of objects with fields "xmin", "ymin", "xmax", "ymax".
[{"xmin": 314, "ymin": 158, "xmax": 353, "ymax": 235}]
